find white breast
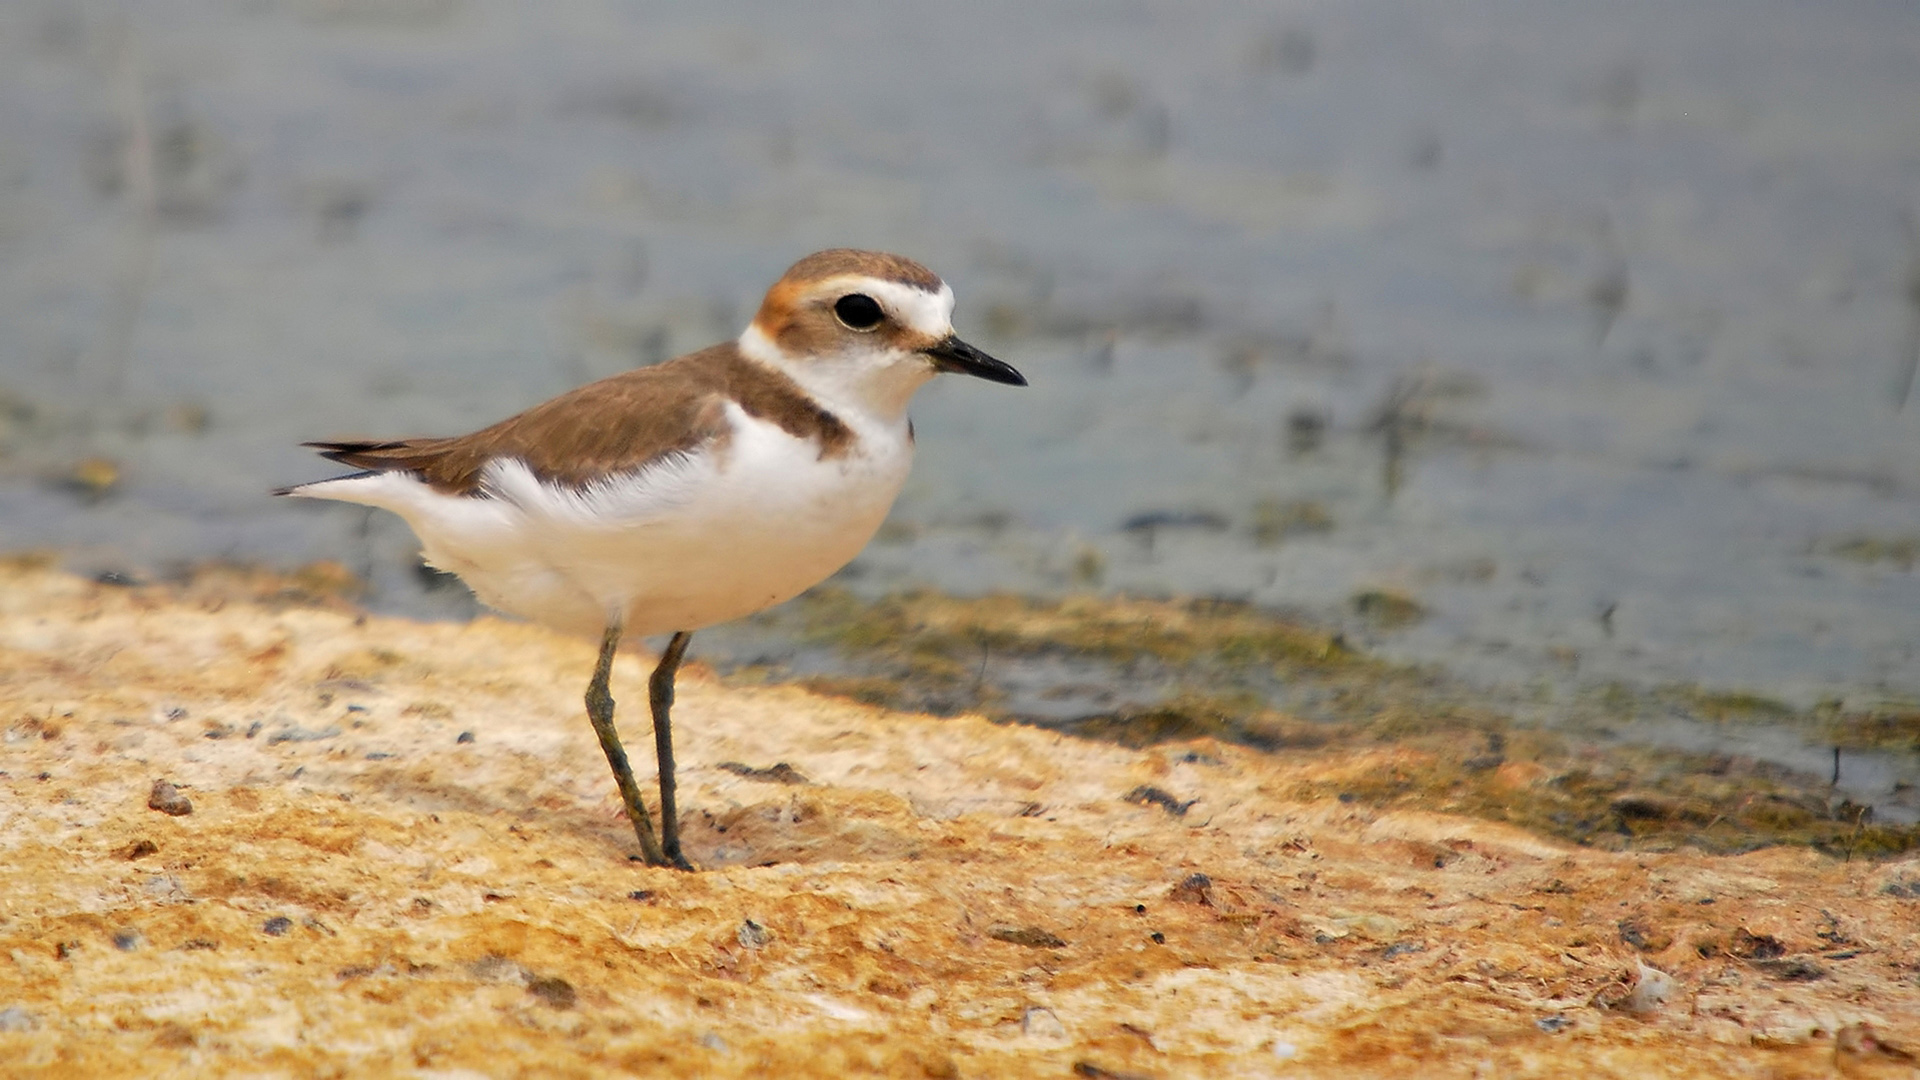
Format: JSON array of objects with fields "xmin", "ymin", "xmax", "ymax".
[{"xmin": 295, "ymin": 404, "xmax": 914, "ymax": 639}]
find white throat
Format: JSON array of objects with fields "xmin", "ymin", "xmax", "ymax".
[{"xmin": 738, "ymin": 325, "xmax": 937, "ymax": 426}]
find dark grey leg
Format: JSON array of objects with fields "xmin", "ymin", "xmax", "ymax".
[
  {"xmin": 649, "ymin": 631, "xmax": 695, "ymax": 871},
  {"xmin": 585, "ymin": 621, "xmax": 669, "ymax": 867}
]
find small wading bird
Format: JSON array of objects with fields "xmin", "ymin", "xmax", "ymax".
[{"xmin": 279, "ymin": 250, "xmax": 1025, "ymax": 869}]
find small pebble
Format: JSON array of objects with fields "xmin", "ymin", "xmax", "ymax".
[
  {"xmin": 737, "ymin": 919, "xmax": 771, "ymax": 950},
  {"xmin": 1537, "ymin": 1015, "xmax": 1572, "ymax": 1033},
  {"xmin": 0, "ymin": 1007, "xmax": 34, "ymax": 1033},
  {"xmin": 1021, "ymin": 1006, "xmax": 1067, "ymax": 1040},
  {"xmin": 716, "ymin": 760, "xmax": 809, "ymax": 785},
  {"xmin": 1123, "ymin": 784, "xmax": 1196, "ymax": 816},
  {"xmin": 456, "ymin": 731, "xmax": 475, "ymax": 744},
  {"xmin": 1754, "ymin": 958, "xmax": 1828, "ymax": 981},
  {"xmin": 262, "ymin": 916, "xmax": 293, "ymax": 937},
  {"xmin": 1168, "ymin": 873, "xmax": 1213, "ymax": 905},
  {"xmin": 1622, "ymin": 962, "xmax": 1673, "ymax": 1012},
  {"xmin": 469, "ymin": 956, "xmax": 525, "ymax": 982},
  {"xmin": 112, "ymin": 929, "xmax": 142, "ymax": 952},
  {"xmin": 1071, "ymin": 1061, "xmax": 1149, "ymax": 1080},
  {"xmin": 122, "ymin": 839, "xmax": 159, "ymax": 860},
  {"xmin": 988, "ymin": 924, "xmax": 1066, "ymax": 949},
  {"xmin": 526, "ymin": 976, "xmax": 576, "ymax": 1009},
  {"xmin": 147, "ymin": 779, "xmax": 193, "ymax": 816},
  {"xmin": 266, "ymin": 724, "xmax": 340, "ymax": 745}
]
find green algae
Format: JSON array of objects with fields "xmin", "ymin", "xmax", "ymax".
[
  {"xmin": 1682, "ymin": 689, "xmax": 1799, "ymax": 723},
  {"xmin": 1825, "ymin": 535, "xmax": 1920, "ymax": 570},
  {"xmin": 1250, "ymin": 498, "xmax": 1335, "ymax": 546},
  {"xmin": 1595, "ymin": 683, "xmax": 1919, "ymax": 754},
  {"xmin": 1825, "ymin": 707, "xmax": 1920, "ymax": 752},
  {"xmin": 738, "ymin": 587, "xmax": 1920, "ymax": 860},
  {"xmin": 1350, "ymin": 589, "xmax": 1427, "ymax": 629}
]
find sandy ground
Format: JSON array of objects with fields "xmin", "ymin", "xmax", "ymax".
[{"xmin": 2, "ymin": 558, "xmax": 1918, "ymax": 1079}]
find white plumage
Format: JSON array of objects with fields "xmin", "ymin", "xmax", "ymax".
[{"xmin": 293, "ymin": 401, "xmax": 913, "ymax": 638}]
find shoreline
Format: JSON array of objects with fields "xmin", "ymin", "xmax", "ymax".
[{"xmin": 3, "ymin": 557, "xmax": 1918, "ymax": 1076}]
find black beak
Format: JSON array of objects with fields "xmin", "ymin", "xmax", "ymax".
[{"xmin": 925, "ymin": 336, "xmax": 1027, "ymax": 386}]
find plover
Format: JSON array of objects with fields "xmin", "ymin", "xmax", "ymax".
[{"xmin": 279, "ymin": 249, "xmax": 1025, "ymax": 869}]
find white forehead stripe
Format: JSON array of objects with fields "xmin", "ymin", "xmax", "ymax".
[{"xmin": 828, "ymin": 276, "xmax": 954, "ymax": 339}]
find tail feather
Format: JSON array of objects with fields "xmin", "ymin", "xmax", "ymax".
[
  {"xmin": 278, "ymin": 438, "xmax": 448, "ymax": 498},
  {"xmin": 283, "ymin": 437, "xmax": 480, "ymax": 498},
  {"xmin": 302, "ymin": 438, "xmax": 449, "ymax": 471}
]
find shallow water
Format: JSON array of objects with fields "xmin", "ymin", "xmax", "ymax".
[{"xmin": 1, "ymin": 3, "xmax": 1916, "ymax": 784}]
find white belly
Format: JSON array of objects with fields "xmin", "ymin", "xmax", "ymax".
[{"xmin": 302, "ymin": 407, "xmax": 913, "ymax": 639}]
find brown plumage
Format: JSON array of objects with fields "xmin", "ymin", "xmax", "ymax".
[
  {"xmin": 304, "ymin": 342, "xmax": 854, "ymax": 496},
  {"xmin": 769, "ymin": 248, "xmax": 944, "ymax": 293}
]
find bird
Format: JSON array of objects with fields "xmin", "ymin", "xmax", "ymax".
[{"xmin": 277, "ymin": 249, "xmax": 1026, "ymax": 870}]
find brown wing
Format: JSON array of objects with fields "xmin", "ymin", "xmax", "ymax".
[{"xmin": 300, "ymin": 343, "xmax": 851, "ymax": 496}]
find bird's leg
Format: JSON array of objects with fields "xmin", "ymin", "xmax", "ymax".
[
  {"xmin": 648, "ymin": 631, "xmax": 695, "ymax": 871},
  {"xmin": 584, "ymin": 621, "xmax": 670, "ymax": 867}
]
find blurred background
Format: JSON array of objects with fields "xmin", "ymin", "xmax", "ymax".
[{"xmin": 2, "ymin": 3, "xmax": 1916, "ymax": 809}]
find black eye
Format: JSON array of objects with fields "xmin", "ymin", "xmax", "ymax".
[{"xmin": 833, "ymin": 293, "xmax": 885, "ymax": 331}]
